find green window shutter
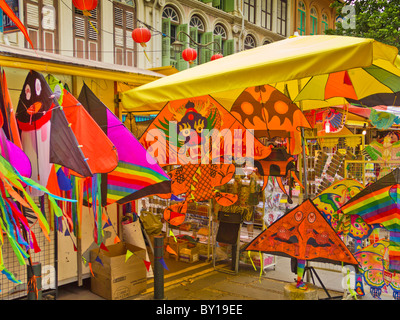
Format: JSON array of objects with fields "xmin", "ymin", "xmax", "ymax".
[
  {"xmin": 200, "ymin": 32, "xmax": 213, "ymax": 64},
  {"xmin": 177, "ymin": 23, "xmax": 188, "ymax": 71},
  {"xmin": 202, "ymin": 0, "xmax": 213, "ymax": 3},
  {"xmin": 213, "ymin": 35, "xmax": 222, "ymax": 55},
  {"xmin": 224, "ymin": 0, "xmax": 235, "ymax": 12},
  {"xmin": 189, "ymin": 27, "xmax": 198, "ymax": 67},
  {"xmin": 162, "ymin": 18, "xmax": 171, "ymax": 66},
  {"xmin": 223, "ymin": 39, "xmax": 234, "ymax": 56},
  {"xmin": 298, "ymin": 10, "xmax": 305, "ymax": 35},
  {"xmin": 212, "ymin": 0, "xmax": 220, "ymax": 7}
]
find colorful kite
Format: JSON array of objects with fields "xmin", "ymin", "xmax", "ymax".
[
  {"xmin": 354, "ymin": 239, "xmax": 400, "ymax": 300},
  {"xmin": 341, "ymin": 168, "xmax": 400, "ymax": 272},
  {"xmin": 230, "ymin": 84, "xmax": 312, "ymax": 156},
  {"xmin": 244, "ymin": 199, "xmax": 359, "ymax": 288},
  {"xmin": 16, "ymin": 71, "xmax": 94, "ymax": 196},
  {"xmin": 139, "ymin": 95, "xmax": 272, "ymax": 167},
  {"xmin": 78, "ymin": 83, "xmax": 171, "ymax": 206}
]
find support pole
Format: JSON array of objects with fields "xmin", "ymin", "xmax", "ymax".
[
  {"xmin": 27, "ymin": 262, "xmax": 42, "ymax": 300},
  {"xmin": 153, "ymin": 236, "xmax": 164, "ymax": 300}
]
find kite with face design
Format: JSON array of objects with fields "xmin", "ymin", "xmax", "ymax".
[{"xmin": 16, "ymin": 71, "xmax": 93, "ymax": 195}]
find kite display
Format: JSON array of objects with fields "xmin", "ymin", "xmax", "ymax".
[
  {"xmin": 78, "ymin": 83, "xmax": 171, "ymax": 206},
  {"xmin": 16, "ymin": 71, "xmax": 94, "ymax": 196},
  {"xmin": 244, "ymin": 199, "xmax": 359, "ymax": 287},
  {"xmin": 354, "ymin": 239, "xmax": 400, "ymax": 300},
  {"xmin": 341, "ymin": 168, "xmax": 400, "ymax": 272},
  {"xmin": 230, "ymin": 84, "xmax": 312, "ymax": 156},
  {"xmin": 140, "ymin": 95, "xmax": 272, "ymax": 166}
]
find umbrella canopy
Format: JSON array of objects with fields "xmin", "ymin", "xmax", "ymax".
[
  {"xmin": 341, "ymin": 168, "xmax": 400, "ymax": 272},
  {"xmin": 121, "ymin": 35, "xmax": 398, "ymax": 113}
]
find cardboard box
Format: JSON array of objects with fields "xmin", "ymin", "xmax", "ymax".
[
  {"xmin": 90, "ymin": 242, "xmax": 147, "ymax": 300},
  {"xmin": 179, "ymin": 246, "xmax": 199, "ymax": 263}
]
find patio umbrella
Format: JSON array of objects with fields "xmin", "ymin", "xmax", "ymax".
[
  {"xmin": 121, "ymin": 35, "xmax": 398, "ymax": 113},
  {"xmin": 341, "ymin": 168, "xmax": 400, "ymax": 272}
]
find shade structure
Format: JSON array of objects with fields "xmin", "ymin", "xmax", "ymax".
[
  {"xmin": 244, "ymin": 199, "xmax": 359, "ymax": 267},
  {"xmin": 341, "ymin": 168, "xmax": 400, "ymax": 272},
  {"xmin": 121, "ymin": 35, "xmax": 398, "ymax": 113}
]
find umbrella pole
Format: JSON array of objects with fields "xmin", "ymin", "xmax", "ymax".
[{"xmin": 297, "ymin": 79, "xmax": 308, "ymax": 200}]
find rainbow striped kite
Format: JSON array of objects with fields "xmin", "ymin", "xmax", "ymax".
[
  {"xmin": 78, "ymin": 83, "xmax": 171, "ymax": 206},
  {"xmin": 341, "ymin": 168, "xmax": 400, "ymax": 272}
]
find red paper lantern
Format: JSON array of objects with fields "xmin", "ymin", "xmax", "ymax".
[
  {"xmin": 211, "ymin": 53, "xmax": 224, "ymax": 61},
  {"xmin": 182, "ymin": 48, "xmax": 197, "ymax": 64},
  {"xmin": 132, "ymin": 27, "xmax": 152, "ymax": 48},
  {"xmin": 72, "ymin": 0, "xmax": 98, "ymax": 11}
]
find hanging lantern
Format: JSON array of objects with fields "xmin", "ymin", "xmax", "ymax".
[
  {"xmin": 182, "ymin": 48, "xmax": 197, "ymax": 64},
  {"xmin": 72, "ymin": 0, "xmax": 98, "ymax": 12},
  {"xmin": 132, "ymin": 27, "xmax": 152, "ymax": 48},
  {"xmin": 211, "ymin": 53, "xmax": 224, "ymax": 61}
]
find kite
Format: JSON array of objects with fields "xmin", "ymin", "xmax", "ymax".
[
  {"xmin": 77, "ymin": 83, "xmax": 171, "ymax": 206},
  {"xmin": 244, "ymin": 199, "xmax": 359, "ymax": 288},
  {"xmin": 162, "ymin": 163, "xmax": 238, "ymax": 225},
  {"xmin": 341, "ymin": 168, "xmax": 400, "ymax": 272},
  {"xmin": 354, "ymin": 239, "xmax": 400, "ymax": 300},
  {"xmin": 139, "ymin": 96, "xmax": 270, "ymax": 224},
  {"xmin": 45, "ymin": 74, "xmax": 118, "ymax": 176},
  {"xmin": 16, "ymin": 71, "xmax": 94, "ymax": 196},
  {"xmin": 230, "ymin": 84, "xmax": 312, "ymax": 156},
  {"xmin": 313, "ymin": 179, "xmax": 372, "ymax": 240},
  {"xmin": 139, "ymin": 95, "xmax": 272, "ymax": 167}
]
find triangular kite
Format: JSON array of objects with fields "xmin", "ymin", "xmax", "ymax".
[
  {"xmin": 169, "ymin": 229, "xmax": 177, "ymax": 242},
  {"xmin": 114, "ymin": 236, "xmax": 121, "ymax": 244},
  {"xmin": 88, "ymin": 263, "xmax": 95, "ymax": 277},
  {"xmin": 244, "ymin": 199, "xmax": 359, "ymax": 267},
  {"xmin": 100, "ymin": 242, "xmax": 108, "ymax": 252},
  {"xmin": 160, "ymin": 257, "xmax": 169, "ymax": 270}
]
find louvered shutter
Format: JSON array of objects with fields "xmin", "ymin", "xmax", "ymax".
[
  {"xmin": 176, "ymin": 23, "xmax": 188, "ymax": 71},
  {"xmin": 224, "ymin": 39, "xmax": 234, "ymax": 56},
  {"xmin": 200, "ymin": 32, "xmax": 213, "ymax": 64},
  {"xmin": 162, "ymin": 18, "xmax": 171, "ymax": 66},
  {"xmin": 189, "ymin": 27, "xmax": 198, "ymax": 67}
]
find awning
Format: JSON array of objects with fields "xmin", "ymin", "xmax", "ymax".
[
  {"xmin": 121, "ymin": 35, "xmax": 398, "ymax": 113},
  {"xmin": 0, "ymin": 43, "xmax": 164, "ymax": 84}
]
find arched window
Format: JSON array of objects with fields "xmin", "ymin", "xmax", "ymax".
[
  {"xmin": 213, "ymin": 23, "xmax": 226, "ymax": 55},
  {"xmin": 297, "ymin": 1, "xmax": 306, "ymax": 35},
  {"xmin": 161, "ymin": 6, "xmax": 181, "ymax": 69},
  {"xmin": 310, "ymin": 7, "xmax": 318, "ymax": 35},
  {"xmin": 113, "ymin": 0, "xmax": 136, "ymax": 66},
  {"xmin": 321, "ymin": 13, "xmax": 329, "ymax": 34},
  {"xmin": 244, "ymin": 34, "xmax": 256, "ymax": 50},
  {"xmin": 189, "ymin": 15, "xmax": 205, "ymax": 66}
]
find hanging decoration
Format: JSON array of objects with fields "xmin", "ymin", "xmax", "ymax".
[
  {"xmin": 211, "ymin": 53, "xmax": 224, "ymax": 61},
  {"xmin": 132, "ymin": 27, "xmax": 152, "ymax": 48},
  {"xmin": 182, "ymin": 48, "xmax": 197, "ymax": 64},
  {"xmin": 72, "ymin": 0, "xmax": 98, "ymax": 12}
]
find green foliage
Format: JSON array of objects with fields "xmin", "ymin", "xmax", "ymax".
[{"xmin": 326, "ymin": 0, "xmax": 400, "ymax": 50}]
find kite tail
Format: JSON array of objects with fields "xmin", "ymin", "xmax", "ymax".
[{"xmin": 276, "ymin": 176, "xmax": 293, "ymax": 204}]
